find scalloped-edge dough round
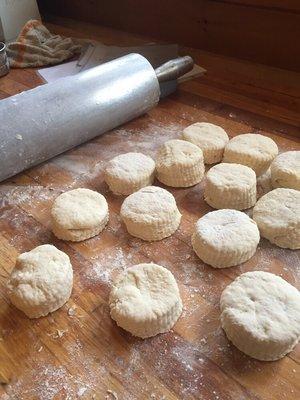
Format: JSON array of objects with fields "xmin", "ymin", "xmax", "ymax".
[
  {"xmin": 192, "ymin": 209, "xmax": 260, "ymax": 268},
  {"xmin": 7, "ymin": 244, "xmax": 73, "ymax": 318},
  {"xmin": 223, "ymin": 133, "xmax": 278, "ymax": 176},
  {"xmin": 109, "ymin": 263, "xmax": 183, "ymax": 338},
  {"xmin": 51, "ymin": 188, "xmax": 109, "ymax": 241},
  {"xmin": 220, "ymin": 271, "xmax": 300, "ymax": 360},
  {"xmin": 120, "ymin": 186, "xmax": 181, "ymax": 241},
  {"xmin": 182, "ymin": 122, "xmax": 229, "ymax": 164},
  {"xmin": 105, "ymin": 152, "xmax": 156, "ymax": 195},
  {"xmin": 204, "ymin": 163, "xmax": 256, "ymax": 210},
  {"xmin": 156, "ymin": 139, "xmax": 204, "ymax": 187},
  {"xmin": 252, "ymin": 188, "xmax": 300, "ymax": 249}
]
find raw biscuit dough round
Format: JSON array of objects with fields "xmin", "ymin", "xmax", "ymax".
[
  {"xmin": 7, "ymin": 244, "xmax": 73, "ymax": 318},
  {"xmin": 252, "ymin": 188, "xmax": 300, "ymax": 249},
  {"xmin": 156, "ymin": 139, "xmax": 204, "ymax": 187},
  {"xmin": 109, "ymin": 263, "xmax": 183, "ymax": 338},
  {"xmin": 271, "ymin": 151, "xmax": 300, "ymax": 190},
  {"xmin": 105, "ymin": 152, "xmax": 156, "ymax": 195},
  {"xmin": 192, "ymin": 209, "xmax": 260, "ymax": 268},
  {"xmin": 223, "ymin": 133, "xmax": 278, "ymax": 176},
  {"xmin": 220, "ymin": 271, "xmax": 300, "ymax": 360},
  {"xmin": 120, "ymin": 186, "xmax": 181, "ymax": 241},
  {"xmin": 204, "ymin": 163, "xmax": 257, "ymax": 210},
  {"xmin": 182, "ymin": 122, "xmax": 229, "ymax": 164},
  {"xmin": 51, "ymin": 188, "xmax": 109, "ymax": 241}
]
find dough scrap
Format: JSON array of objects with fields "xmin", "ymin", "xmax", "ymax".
[
  {"xmin": 220, "ymin": 271, "xmax": 300, "ymax": 360},
  {"xmin": 271, "ymin": 151, "xmax": 300, "ymax": 190},
  {"xmin": 7, "ymin": 244, "xmax": 73, "ymax": 318},
  {"xmin": 120, "ymin": 186, "xmax": 181, "ymax": 241},
  {"xmin": 192, "ymin": 209, "xmax": 260, "ymax": 268},
  {"xmin": 223, "ymin": 133, "xmax": 278, "ymax": 176},
  {"xmin": 105, "ymin": 152, "xmax": 155, "ymax": 195},
  {"xmin": 204, "ymin": 163, "xmax": 256, "ymax": 210},
  {"xmin": 109, "ymin": 263, "xmax": 182, "ymax": 338},
  {"xmin": 182, "ymin": 122, "xmax": 229, "ymax": 164},
  {"xmin": 252, "ymin": 188, "xmax": 300, "ymax": 249},
  {"xmin": 51, "ymin": 188, "xmax": 109, "ymax": 241},
  {"xmin": 156, "ymin": 139, "xmax": 204, "ymax": 187}
]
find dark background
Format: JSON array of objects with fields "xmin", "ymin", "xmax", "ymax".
[{"xmin": 37, "ymin": 0, "xmax": 300, "ymax": 71}]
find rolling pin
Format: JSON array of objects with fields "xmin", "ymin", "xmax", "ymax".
[{"xmin": 0, "ymin": 53, "xmax": 193, "ymax": 182}]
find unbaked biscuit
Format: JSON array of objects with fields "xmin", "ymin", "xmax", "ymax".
[
  {"xmin": 7, "ymin": 244, "xmax": 73, "ymax": 318},
  {"xmin": 271, "ymin": 151, "xmax": 300, "ymax": 190},
  {"xmin": 156, "ymin": 139, "xmax": 204, "ymax": 187},
  {"xmin": 51, "ymin": 188, "xmax": 109, "ymax": 241},
  {"xmin": 252, "ymin": 188, "xmax": 300, "ymax": 249},
  {"xmin": 204, "ymin": 163, "xmax": 256, "ymax": 210},
  {"xmin": 221, "ymin": 271, "xmax": 300, "ymax": 360},
  {"xmin": 120, "ymin": 186, "xmax": 181, "ymax": 241},
  {"xmin": 223, "ymin": 133, "xmax": 278, "ymax": 176},
  {"xmin": 105, "ymin": 152, "xmax": 155, "ymax": 195},
  {"xmin": 182, "ymin": 122, "xmax": 229, "ymax": 164},
  {"xmin": 192, "ymin": 209, "xmax": 260, "ymax": 268},
  {"xmin": 109, "ymin": 263, "xmax": 182, "ymax": 338}
]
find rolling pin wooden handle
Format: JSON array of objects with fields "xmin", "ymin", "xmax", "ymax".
[{"xmin": 155, "ymin": 56, "xmax": 194, "ymax": 82}]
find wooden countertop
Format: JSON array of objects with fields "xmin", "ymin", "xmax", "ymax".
[{"xmin": 0, "ymin": 16, "xmax": 299, "ymax": 400}]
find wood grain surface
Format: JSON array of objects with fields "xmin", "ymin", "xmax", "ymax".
[{"xmin": 0, "ymin": 17, "xmax": 299, "ymax": 400}]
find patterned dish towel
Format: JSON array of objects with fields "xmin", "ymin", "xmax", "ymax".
[{"xmin": 7, "ymin": 19, "xmax": 82, "ymax": 68}]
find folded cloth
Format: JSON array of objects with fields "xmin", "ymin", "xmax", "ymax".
[{"xmin": 7, "ymin": 19, "xmax": 82, "ymax": 68}]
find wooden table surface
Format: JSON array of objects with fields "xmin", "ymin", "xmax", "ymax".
[{"xmin": 0, "ymin": 16, "xmax": 299, "ymax": 400}]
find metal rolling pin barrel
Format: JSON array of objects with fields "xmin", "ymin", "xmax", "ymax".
[{"xmin": 0, "ymin": 54, "xmax": 193, "ymax": 182}]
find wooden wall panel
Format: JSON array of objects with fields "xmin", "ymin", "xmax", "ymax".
[
  {"xmin": 219, "ymin": 0, "xmax": 300, "ymax": 11},
  {"xmin": 37, "ymin": 0, "xmax": 300, "ymax": 71}
]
